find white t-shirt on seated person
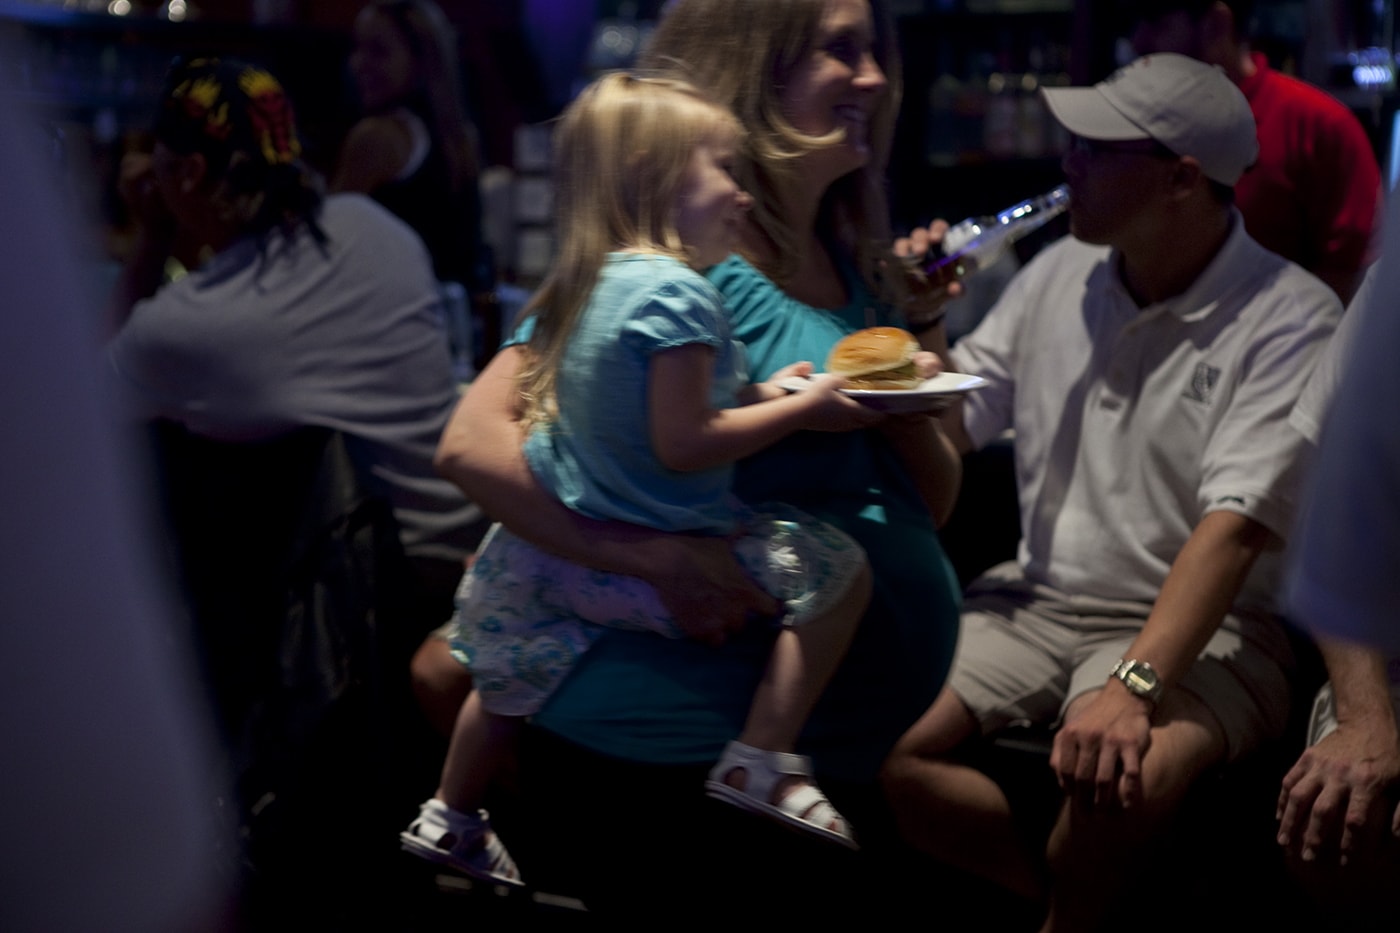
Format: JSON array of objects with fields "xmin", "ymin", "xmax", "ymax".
[{"xmin": 107, "ymin": 193, "xmax": 483, "ymax": 562}]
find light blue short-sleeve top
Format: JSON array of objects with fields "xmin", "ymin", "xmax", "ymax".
[{"xmin": 522, "ymin": 252, "xmax": 747, "ymax": 535}]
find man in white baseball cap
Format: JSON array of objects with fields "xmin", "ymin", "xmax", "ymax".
[
  {"xmin": 1128, "ymin": 1, "xmax": 1380, "ymax": 306},
  {"xmin": 1041, "ymin": 51, "xmax": 1258, "ymax": 187},
  {"xmin": 885, "ymin": 52, "xmax": 1342, "ymax": 932}
]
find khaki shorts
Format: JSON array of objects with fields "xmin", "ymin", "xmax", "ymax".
[{"xmin": 948, "ymin": 562, "xmax": 1294, "ymax": 762}]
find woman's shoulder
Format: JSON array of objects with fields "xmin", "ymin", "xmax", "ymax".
[
  {"xmin": 332, "ymin": 113, "xmax": 418, "ymax": 192},
  {"xmin": 707, "ymin": 252, "xmax": 770, "ymax": 289},
  {"xmin": 707, "ymin": 253, "xmax": 874, "ymax": 317},
  {"xmin": 705, "ymin": 254, "xmax": 789, "ymax": 318}
]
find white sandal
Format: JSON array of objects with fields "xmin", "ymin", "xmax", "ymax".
[
  {"xmin": 399, "ymin": 798, "xmax": 525, "ymax": 887},
  {"xmin": 704, "ymin": 740, "xmax": 858, "ymax": 850}
]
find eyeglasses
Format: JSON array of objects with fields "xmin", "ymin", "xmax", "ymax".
[{"xmin": 1070, "ymin": 136, "xmax": 1179, "ymax": 160}]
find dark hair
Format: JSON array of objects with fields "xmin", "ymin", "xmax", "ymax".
[
  {"xmin": 154, "ymin": 57, "xmax": 324, "ymax": 244},
  {"xmin": 1130, "ymin": 0, "xmax": 1256, "ymax": 39},
  {"xmin": 362, "ymin": 0, "xmax": 479, "ymax": 195}
]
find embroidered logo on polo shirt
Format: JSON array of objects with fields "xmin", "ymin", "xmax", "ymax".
[{"xmin": 1183, "ymin": 362, "xmax": 1220, "ymax": 404}]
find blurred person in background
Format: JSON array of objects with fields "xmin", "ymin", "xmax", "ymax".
[
  {"xmin": 1277, "ymin": 210, "xmax": 1400, "ymax": 926},
  {"xmin": 0, "ymin": 84, "xmax": 226, "ymax": 933},
  {"xmin": 334, "ymin": 0, "xmax": 496, "ymax": 362},
  {"xmin": 105, "ymin": 54, "xmax": 496, "ymax": 925},
  {"xmin": 107, "ymin": 56, "xmax": 486, "ymax": 630},
  {"xmin": 1128, "ymin": 0, "xmax": 1382, "ymax": 305}
]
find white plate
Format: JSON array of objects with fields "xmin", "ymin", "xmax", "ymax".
[{"xmin": 777, "ymin": 371, "xmax": 988, "ymax": 413}]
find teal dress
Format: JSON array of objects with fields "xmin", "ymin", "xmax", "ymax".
[{"xmin": 530, "ymin": 254, "xmax": 961, "ymax": 783}]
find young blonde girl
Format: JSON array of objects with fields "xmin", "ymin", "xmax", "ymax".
[{"xmin": 400, "ymin": 72, "xmax": 881, "ymax": 885}]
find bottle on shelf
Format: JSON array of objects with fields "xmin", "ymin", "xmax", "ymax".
[{"xmin": 921, "ymin": 184, "xmax": 1070, "ymax": 285}]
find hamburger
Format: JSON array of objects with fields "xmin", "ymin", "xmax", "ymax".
[{"xmin": 825, "ymin": 326, "xmax": 922, "ymax": 390}]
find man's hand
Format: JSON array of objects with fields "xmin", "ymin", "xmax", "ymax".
[
  {"xmin": 646, "ymin": 534, "xmax": 780, "ymax": 646},
  {"xmin": 893, "ymin": 220, "xmax": 965, "ymax": 314},
  {"xmin": 1051, "ymin": 682, "xmax": 1155, "ymax": 808},
  {"xmin": 1277, "ymin": 720, "xmax": 1400, "ymax": 865}
]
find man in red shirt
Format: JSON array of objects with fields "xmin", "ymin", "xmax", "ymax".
[{"xmin": 1131, "ymin": 0, "xmax": 1382, "ymax": 304}]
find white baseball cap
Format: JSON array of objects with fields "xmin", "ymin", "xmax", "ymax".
[{"xmin": 1041, "ymin": 52, "xmax": 1258, "ymax": 186}]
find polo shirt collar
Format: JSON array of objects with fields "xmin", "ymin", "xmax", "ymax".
[{"xmin": 1108, "ymin": 209, "xmax": 1251, "ymax": 324}]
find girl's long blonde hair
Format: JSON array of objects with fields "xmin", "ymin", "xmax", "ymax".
[
  {"xmin": 518, "ymin": 72, "xmax": 744, "ymax": 427},
  {"xmin": 638, "ymin": 0, "xmax": 903, "ymax": 302}
]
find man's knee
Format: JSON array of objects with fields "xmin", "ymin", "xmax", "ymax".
[
  {"xmin": 1048, "ymin": 710, "xmax": 1229, "ymax": 871},
  {"xmin": 882, "ymin": 689, "xmax": 980, "ymax": 798},
  {"xmin": 889, "ymin": 688, "xmax": 979, "ymax": 759}
]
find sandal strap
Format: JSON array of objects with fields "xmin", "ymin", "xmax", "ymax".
[
  {"xmin": 710, "ymin": 740, "xmax": 814, "ymax": 803},
  {"xmin": 411, "ymin": 799, "xmax": 489, "ymax": 840},
  {"xmin": 705, "ymin": 742, "xmax": 857, "ymax": 847},
  {"xmin": 777, "ymin": 783, "xmax": 849, "ymax": 836}
]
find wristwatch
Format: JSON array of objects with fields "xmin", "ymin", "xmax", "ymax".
[{"xmin": 1109, "ymin": 658, "xmax": 1163, "ymax": 704}]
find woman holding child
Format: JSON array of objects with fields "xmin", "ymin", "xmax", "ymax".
[{"xmin": 429, "ymin": 0, "xmax": 961, "ymax": 915}]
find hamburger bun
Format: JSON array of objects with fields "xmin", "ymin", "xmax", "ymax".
[{"xmin": 825, "ymin": 326, "xmax": 922, "ymax": 390}]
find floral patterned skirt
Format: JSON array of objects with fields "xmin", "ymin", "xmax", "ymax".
[{"xmin": 449, "ymin": 503, "xmax": 867, "ymax": 715}]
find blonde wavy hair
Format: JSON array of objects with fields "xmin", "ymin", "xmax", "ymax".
[
  {"xmin": 638, "ymin": 0, "xmax": 903, "ymax": 301},
  {"xmin": 518, "ymin": 72, "xmax": 745, "ymax": 427}
]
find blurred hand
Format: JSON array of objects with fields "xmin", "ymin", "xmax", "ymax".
[
  {"xmin": 756, "ymin": 361, "xmax": 884, "ymax": 431},
  {"xmin": 1276, "ymin": 721, "xmax": 1400, "ymax": 866},
  {"xmin": 796, "ymin": 373, "xmax": 886, "ymax": 432},
  {"xmin": 893, "ymin": 219, "xmax": 951, "ymax": 264},
  {"xmin": 647, "ymin": 535, "xmax": 780, "ymax": 646},
  {"xmin": 912, "ymin": 350, "xmax": 944, "ymax": 379},
  {"xmin": 893, "ymin": 219, "xmax": 965, "ymax": 312},
  {"xmin": 766, "ymin": 360, "xmax": 815, "ymax": 382}
]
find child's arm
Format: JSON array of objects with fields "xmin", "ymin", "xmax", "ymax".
[
  {"xmin": 734, "ymin": 361, "xmax": 814, "ymax": 406},
  {"xmin": 649, "ymin": 344, "xmax": 881, "ymax": 473}
]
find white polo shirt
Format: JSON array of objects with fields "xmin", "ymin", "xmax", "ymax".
[{"xmin": 951, "ymin": 212, "xmax": 1340, "ymax": 615}]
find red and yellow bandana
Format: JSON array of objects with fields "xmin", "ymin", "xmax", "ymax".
[{"xmin": 157, "ymin": 58, "xmax": 303, "ymax": 166}]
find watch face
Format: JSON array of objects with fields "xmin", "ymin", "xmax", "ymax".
[
  {"xmin": 1125, "ymin": 668, "xmax": 1157, "ymax": 693},
  {"xmin": 1114, "ymin": 660, "xmax": 1160, "ymax": 699}
]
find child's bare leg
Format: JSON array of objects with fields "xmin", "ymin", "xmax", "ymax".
[
  {"xmin": 436, "ymin": 688, "xmax": 521, "ymax": 813},
  {"xmin": 737, "ymin": 561, "xmax": 871, "ymax": 752},
  {"xmin": 403, "ymin": 688, "xmax": 525, "ymax": 884},
  {"xmin": 709, "ymin": 563, "xmax": 871, "ymax": 845}
]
